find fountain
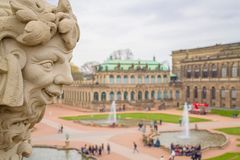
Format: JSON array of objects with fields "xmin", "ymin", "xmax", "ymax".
[
  {"xmin": 153, "ymin": 102, "xmax": 228, "ymax": 150},
  {"xmin": 181, "ymin": 102, "xmax": 190, "ymax": 139},
  {"xmin": 108, "ymin": 101, "xmax": 117, "ymax": 125}
]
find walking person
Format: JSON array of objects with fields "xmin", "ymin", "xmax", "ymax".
[
  {"xmin": 133, "ymin": 142, "xmax": 139, "ymax": 153},
  {"xmin": 169, "ymin": 149, "xmax": 175, "ymax": 160},
  {"xmin": 107, "ymin": 143, "xmax": 111, "ymax": 154}
]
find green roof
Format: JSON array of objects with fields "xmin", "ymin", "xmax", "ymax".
[{"xmin": 97, "ymin": 59, "xmax": 169, "ymax": 71}]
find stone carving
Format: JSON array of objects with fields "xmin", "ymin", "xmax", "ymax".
[{"xmin": 0, "ymin": 0, "xmax": 79, "ymax": 159}]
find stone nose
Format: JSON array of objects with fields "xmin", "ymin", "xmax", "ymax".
[{"xmin": 54, "ymin": 74, "xmax": 73, "ymax": 85}]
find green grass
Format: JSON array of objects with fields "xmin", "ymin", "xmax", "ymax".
[
  {"xmin": 216, "ymin": 127, "xmax": 240, "ymax": 136},
  {"xmin": 205, "ymin": 152, "xmax": 240, "ymax": 160},
  {"xmin": 61, "ymin": 112, "xmax": 210, "ymax": 124},
  {"xmin": 211, "ymin": 109, "xmax": 240, "ymax": 117}
]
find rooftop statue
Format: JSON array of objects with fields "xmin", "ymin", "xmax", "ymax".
[{"xmin": 0, "ymin": 0, "xmax": 80, "ymax": 159}]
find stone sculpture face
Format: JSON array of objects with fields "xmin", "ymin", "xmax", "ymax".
[{"xmin": 0, "ymin": 0, "xmax": 79, "ymax": 159}]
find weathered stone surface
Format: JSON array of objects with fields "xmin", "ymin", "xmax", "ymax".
[{"xmin": 0, "ymin": 0, "xmax": 79, "ymax": 159}]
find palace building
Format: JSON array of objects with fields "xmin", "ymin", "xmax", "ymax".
[
  {"xmin": 172, "ymin": 42, "xmax": 240, "ymax": 108},
  {"xmin": 63, "ymin": 42, "xmax": 240, "ymax": 110},
  {"xmin": 63, "ymin": 57, "xmax": 182, "ymax": 110}
]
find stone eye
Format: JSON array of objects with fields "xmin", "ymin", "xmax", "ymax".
[{"xmin": 41, "ymin": 61, "xmax": 54, "ymax": 70}]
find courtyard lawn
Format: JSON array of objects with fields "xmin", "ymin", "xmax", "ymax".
[
  {"xmin": 205, "ymin": 152, "xmax": 240, "ymax": 160},
  {"xmin": 216, "ymin": 127, "xmax": 240, "ymax": 136},
  {"xmin": 61, "ymin": 112, "xmax": 210, "ymax": 124},
  {"xmin": 211, "ymin": 109, "xmax": 240, "ymax": 117}
]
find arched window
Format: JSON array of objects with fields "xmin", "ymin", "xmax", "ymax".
[
  {"xmin": 110, "ymin": 92, "xmax": 114, "ymax": 101},
  {"xmin": 101, "ymin": 92, "xmax": 106, "ymax": 101},
  {"xmin": 109, "ymin": 75, "xmax": 114, "ymax": 84},
  {"xmin": 131, "ymin": 91, "xmax": 135, "ymax": 101},
  {"xmin": 176, "ymin": 90, "xmax": 180, "ymax": 100},
  {"xmin": 202, "ymin": 87, "xmax": 207, "ymax": 99},
  {"xmin": 232, "ymin": 63, "xmax": 238, "ymax": 77},
  {"xmin": 124, "ymin": 91, "xmax": 128, "ymax": 101},
  {"xmin": 138, "ymin": 75, "xmax": 142, "ymax": 84},
  {"xmin": 151, "ymin": 91, "xmax": 155, "ymax": 99},
  {"xmin": 145, "ymin": 91, "xmax": 149, "ymax": 100},
  {"xmin": 202, "ymin": 65, "xmax": 208, "ymax": 78},
  {"xmin": 163, "ymin": 75, "xmax": 168, "ymax": 83},
  {"xmin": 186, "ymin": 86, "xmax": 190, "ymax": 98},
  {"xmin": 116, "ymin": 75, "xmax": 121, "ymax": 84},
  {"xmin": 117, "ymin": 91, "xmax": 121, "ymax": 100},
  {"xmin": 144, "ymin": 75, "xmax": 149, "ymax": 84},
  {"xmin": 138, "ymin": 91, "xmax": 142, "ymax": 100},
  {"xmin": 221, "ymin": 65, "xmax": 227, "ymax": 78},
  {"xmin": 123, "ymin": 75, "xmax": 128, "ymax": 84},
  {"xmin": 94, "ymin": 92, "xmax": 99, "ymax": 101},
  {"xmin": 211, "ymin": 87, "xmax": 216, "ymax": 99},
  {"xmin": 231, "ymin": 87, "xmax": 237, "ymax": 99},
  {"xmin": 220, "ymin": 87, "xmax": 225, "ymax": 98},
  {"xmin": 194, "ymin": 87, "xmax": 198, "ymax": 98},
  {"xmin": 211, "ymin": 64, "xmax": 217, "ymax": 78},
  {"xmin": 157, "ymin": 91, "xmax": 162, "ymax": 100},
  {"xmin": 151, "ymin": 75, "xmax": 155, "ymax": 84},
  {"xmin": 163, "ymin": 90, "xmax": 168, "ymax": 99},
  {"xmin": 157, "ymin": 75, "xmax": 161, "ymax": 83},
  {"xmin": 130, "ymin": 75, "xmax": 135, "ymax": 84}
]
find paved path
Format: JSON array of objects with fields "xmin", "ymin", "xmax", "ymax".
[{"xmin": 31, "ymin": 105, "xmax": 240, "ymax": 160}]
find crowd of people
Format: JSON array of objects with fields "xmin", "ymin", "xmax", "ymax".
[
  {"xmin": 81, "ymin": 143, "xmax": 111, "ymax": 156},
  {"xmin": 170, "ymin": 143, "xmax": 202, "ymax": 160}
]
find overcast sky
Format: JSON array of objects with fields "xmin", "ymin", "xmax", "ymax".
[{"xmin": 48, "ymin": 0, "xmax": 240, "ymax": 67}]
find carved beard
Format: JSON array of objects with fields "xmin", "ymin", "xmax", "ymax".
[{"xmin": 0, "ymin": 88, "xmax": 46, "ymax": 151}]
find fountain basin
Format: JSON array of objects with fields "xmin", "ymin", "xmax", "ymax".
[
  {"xmin": 24, "ymin": 147, "xmax": 94, "ymax": 160},
  {"xmin": 153, "ymin": 130, "xmax": 227, "ymax": 150}
]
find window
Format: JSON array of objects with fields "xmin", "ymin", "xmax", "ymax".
[
  {"xmin": 151, "ymin": 75, "xmax": 155, "ymax": 84},
  {"xmin": 117, "ymin": 91, "xmax": 121, "ymax": 100},
  {"xmin": 194, "ymin": 87, "xmax": 198, "ymax": 98},
  {"xmin": 157, "ymin": 91, "xmax": 162, "ymax": 100},
  {"xmin": 138, "ymin": 91, "xmax": 142, "ymax": 100},
  {"xmin": 187, "ymin": 67, "xmax": 192, "ymax": 78},
  {"xmin": 186, "ymin": 86, "xmax": 190, "ymax": 98},
  {"xmin": 94, "ymin": 92, "xmax": 99, "ymax": 101},
  {"xmin": 145, "ymin": 75, "xmax": 149, "ymax": 84},
  {"xmin": 221, "ymin": 65, "xmax": 227, "ymax": 78},
  {"xmin": 194, "ymin": 66, "xmax": 200, "ymax": 78},
  {"xmin": 116, "ymin": 75, "xmax": 121, "ymax": 84},
  {"xmin": 202, "ymin": 65, "xmax": 208, "ymax": 78},
  {"xmin": 123, "ymin": 75, "xmax": 128, "ymax": 84},
  {"xmin": 130, "ymin": 75, "xmax": 135, "ymax": 84},
  {"xmin": 169, "ymin": 90, "xmax": 173, "ymax": 99},
  {"xmin": 151, "ymin": 91, "xmax": 155, "ymax": 99},
  {"xmin": 157, "ymin": 75, "xmax": 161, "ymax": 83},
  {"xmin": 220, "ymin": 87, "xmax": 225, "ymax": 98},
  {"xmin": 211, "ymin": 87, "xmax": 216, "ymax": 99},
  {"xmin": 101, "ymin": 92, "xmax": 106, "ymax": 101},
  {"xmin": 131, "ymin": 91, "xmax": 135, "ymax": 101},
  {"xmin": 110, "ymin": 92, "xmax": 114, "ymax": 101},
  {"xmin": 163, "ymin": 75, "xmax": 168, "ymax": 83},
  {"xmin": 202, "ymin": 87, "xmax": 207, "ymax": 99},
  {"xmin": 231, "ymin": 88, "xmax": 237, "ymax": 99},
  {"xmin": 163, "ymin": 90, "xmax": 168, "ymax": 99},
  {"xmin": 138, "ymin": 75, "xmax": 142, "ymax": 84},
  {"xmin": 124, "ymin": 91, "xmax": 128, "ymax": 101},
  {"xmin": 176, "ymin": 90, "xmax": 180, "ymax": 100},
  {"xmin": 109, "ymin": 75, "xmax": 114, "ymax": 84},
  {"xmin": 145, "ymin": 91, "xmax": 149, "ymax": 100},
  {"xmin": 232, "ymin": 63, "xmax": 238, "ymax": 77},
  {"xmin": 211, "ymin": 64, "xmax": 217, "ymax": 78}
]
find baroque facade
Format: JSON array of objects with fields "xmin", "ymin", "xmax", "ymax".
[
  {"xmin": 63, "ymin": 58, "xmax": 182, "ymax": 110},
  {"xmin": 172, "ymin": 42, "xmax": 240, "ymax": 108},
  {"xmin": 63, "ymin": 42, "xmax": 240, "ymax": 110}
]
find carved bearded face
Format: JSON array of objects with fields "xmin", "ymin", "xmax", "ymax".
[{"xmin": 22, "ymin": 35, "xmax": 73, "ymax": 107}]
